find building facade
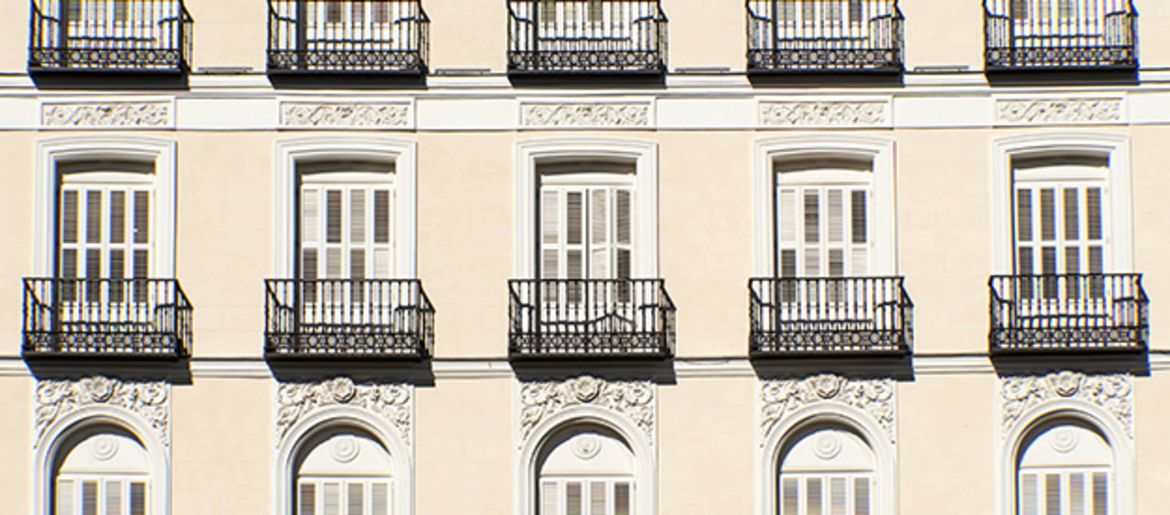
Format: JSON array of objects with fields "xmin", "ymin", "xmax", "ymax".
[{"xmin": 1, "ymin": 0, "xmax": 1169, "ymax": 513}]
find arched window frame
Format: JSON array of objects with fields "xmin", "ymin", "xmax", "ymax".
[
  {"xmin": 275, "ymin": 137, "xmax": 418, "ymax": 279},
  {"xmin": 517, "ymin": 406, "xmax": 656, "ymax": 515},
  {"xmin": 999, "ymin": 401, "xmax": 1133, "ymax": 515},
  {"xmin": 990, "ymin": 134, "xmax": 1132, "ymax": 274},
  {"xmin": 758, "ymin": 404, "xmax": 897, "ymax": 515},
  {"xmin": 35, "ymin": 136, "xmax": 177, "ymax": 277},
  {"xmin": 275, "ymin": 406, "xmax": 414, "ymax": 515},
  {"xmin": 35, "ymin": 406, "xmax": 170, "ymax": 515},
  {"xmin": 515, "ymin": 138, "xmax": 658, "ymax": 278},
  {"xmin": 754, "ymin": 136, "xmax": 897, "ymax": 277}
]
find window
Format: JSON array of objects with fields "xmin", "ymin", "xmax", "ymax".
[
  {"xmin": 537, "ymin": 426, "xmax": 635, "ymax": 515},
  {"xmin": 1012, "ymin": 155, "xmax": 1108, "ymax": 278},
  {"xmin": 775, "ymin": 158, "xmax": 873, "ymax": 280},
  {"xmin": 539, "ymin": 163, "xmax": 634, "ymax": 282},
  {"xmin": 299, "ymin": 162, "xmax": 396, "ymax": 282},
  {"xmin": 1017, "ymin": 422, "xmax": 1112, "ymax": 515},
  {"xmin": 778, "ymin": 427, "xmax": 875, "ymax": 515},
  {"xmin": 54, "ymin": 429, "xmax": 150, "ymax": 515},
  {"xmin": 296, "ymin": 431, "xmax": 393, "ymax": 515}
]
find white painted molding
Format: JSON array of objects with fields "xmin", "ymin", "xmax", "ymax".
[
  {"xmin": 516, "ymin": 376, "xmax": 657, "ymax": 515},
  {"xmin": 758, "ymin": 98, "xmax": 891, "ymax": 128},
  {"xmin": 34, "ymin": 136, "xmax": 178, "ymax": 276},
  {"xmin": 274, "ymin": 137, "xmax": 418, "ymax": 278},
  {"xmin": 753, "ymin": 135, "xmax": 897, "ymax": 276},
  {"xmin": 33, "ymin": 377, "xmax": 172, "ymax": 515},
  {"xmin": 989, "ymin": 133, "xmax": 1133, "ymax": 273},
  {"xmin": 519, "ymin": 100, "xmax": 653, "ymax": 129},
  {"xmin": 274, "ymin": 378, "xmax": 414, "ymax": 515},
  {"xmin": 279, "ymin": 101, "xmax": 413, "ymax": 129},
  {"xmin": 997, "ymin": 372, "xmax": 1134, "ymax": 515},
  {"xmin": 40, "ymin": 99, "xmax": 174, "ymax": 129},
  {"xmin": 757, "ymin": 375, "xmax": 898, "ymax": 515},
  {"xmin": 994, "ymin": 95, "xmax": 1125, "ymax": 126},
  {"xmin": 514, "ymin": 138, "xmax": 659, "ymax": 277}
]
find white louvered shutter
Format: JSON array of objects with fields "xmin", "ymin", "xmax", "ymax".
[
  {"xmin": 539, "ymin": 186, "xmax": 634, "ymax": 282},
  {"xmin": 59, "ymin": 184, "xmax": 151, "ymax": 303},
  {"xmin": 541, "ymin": 481, "xmax": 560, "ymax": 515},
  {"xmin": 778, "ymin": 475, "xmax": 874, "ymax": 515},
  {"xmin": 1014, "ymin": 182, "xmax": 1106, "ymax": 302},
  {"xmin": 776, "ymin": 185, "xmax": 869, "ymax": 279},
  {"xmin": 300, "ymin": 183, "xmax": 395, "ymax": 299}
]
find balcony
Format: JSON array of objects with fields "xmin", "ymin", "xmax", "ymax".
[
  {"xmin": 984, "ymin": 0, "xmax": 1137, "ymax": 71},
  {"xmin": 747, "ymin": 0, "xmax": 904, "ymax": 73},
  {"xmin": 265, "ymin": 279, "xmax": 434, "ymax": 359},
  {"xmin": 507, "ymin": 0, "xmax": 667, "ymax": 75},
  {"xmin": 29, "ymin": 0, "xmax": 193, "ymax": 73},
  {"xmin": 23, "ymin": 278, "xmax": 192, "ymax": 359},
  {"xmin": 989, "ymin": 274, "xmax": 1147, "ymax": 354},
  {"xmin": 749, "ymin": 277, "xmax": 912, "ymax": 357},
  {"xmin": 509, "ymin": 279, "xmax": 675, "ymax": 359},
  {"xmin": 268, "ymin": 0, "xmax": 429, "ymax": 74}
]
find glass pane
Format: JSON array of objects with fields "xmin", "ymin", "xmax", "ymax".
[
  {"xmin": 614, "ymin": 482, "xmax": 630, "ymax": 515},
  {"xmin": 854, "ymin": 478, "xmax": 870, "ymax": 515},
  {"xmin": 348, "ymin": 482, "xmax": 365, "ymax": 515},
  {"xmin": 86, "ymin": 191, "xmax": 102, "ymax": 243},
  {"xmin": 374, "ymin": 190, "xmax": 391, "ymax": 244},
  {"xmin": 591, "ymin": 190, "xmax": 608, "ymax": 245},
  {"xmin": 371, "ymin": 482, "xmax": 388, "ymax": 515},
  {"xmin": 781, "ymin": 477, "xmax": 799, "ymax": 515},
  {"xmin": 109, "ymin": 249, "xmax": 125, "ymax": 303},
  {"xmin": 616, "ymin": 190, "xmax": 631, "ymax": 245},
  {"xmin": 804, "ymin": 190, "xmax": 820, "ymax": 244},
  {"xmin": 804, "ymin": 248, "xmax": 820, "ymax": 277},
  {"xmin": 106, "ymin": 480, "xmax": 123, "ymax": 515},
  {"xmin": 300, "ymin": 483, "xmax": 317, "ymax": 515},
  {"xmin": 590, "ymin": 481, "xmax": 606, "ymax": 515},
  {"xmin": 56, "ymin": 479, "xmax": 74, "ymax": 515},
  {"xmin": 303, "ymin": 248, "xmax": 319, "ymax": 281},
  {"xmin": 133, "ymin": 191, "xmax": 149, "ymax": 244},
  {"xmin": 1045, "ymin": 474, "xmax": 1061, "ymax": 515},
  {"xmin": 779, "ymin": 189, "xmax": 797, "ymax": 245},
  {"xmin": 1086, "ymin": 188, "xmax": 1103, "ymax": 240},
  {"xmin": 830, "ymin": 477, "xmax": 846, "ymax": 515},
  {"xmin": 567, "ymin": 192, "xmax": 583, "ymax": 245},
  {"xmin": 1021, "ymin": 473, "xmax": 1038, "ymax": 515},
  {"xmin": 542, "ymin": 249, "xmax": 559, "ymax": 279},
  {"xmin": 807, "ymin": 477, "xmax": 823, "ymax": 515},
  {"xmin": 591, "ymin": 249, "xmax": 609, "ymax": 279},
  {"xmin": 1064, "ymin": 188, "xmax": 1080, "ymax": 240},
  {"xmin": 82, "ymin": 481, "xmax": 98, "ymax": 515},
  {"xmin": 374, "ymin": 249, "xmax": 392, "ymax": 279},
  {"xmin": 128, "ymin": 482, "xmax": 145, "ymax": 515},
  {"xmin": 326, "ymin": 190, "xmax": 343, "ymax": 244},
  {"xmin": 851, "ymin": 190, "xmax": 867, "ymax": 244},
  {"xmin": 110, "ymin": 191, "xmax": 125, "ymax": 244},
  {"xmin": 1092, "ymin": 472, "xmax": 1107, "ymax": 515},
  {"xmin": 1070, "ymin": 473, "xmax": 1085, "ymax": 515},
  {"xmin": 541, "ymin": 482, "xmax": 559, "ymax": 515},
  {"xmin": 828, "ymin": 190, "xmax": 844, "ymax": 243},
  {"xmin": 542, "ymin": 190, "xmax": 560, "ymax": 245},
  {"xmin": 1040, "ymin": 189, "xmax": 1056, "ymax": 241},
  {"xmin": 567, "ymin": 482, "xmax": 582, "ymax": 515},
  {"xmin": 1017, "ymin": 188, "xmax": 1033, "ymax": 242},
  {"xmin": 324, "ymin": 482, "xmax": 341, "ymax": 515},
  {"xmin": 63, "ymin": 190, "xmax": 79, "ymax": 244}
]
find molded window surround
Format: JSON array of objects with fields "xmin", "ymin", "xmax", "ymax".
[
  {"xmin": 999, "ymin": 403, "xmax": 1133, "ymax": 515},
  {"xmin": 515, "ymin": 139, "xmax": 658, "ymax": 277},
  {"xmin": 991, "ymin": 134, "xmax": 1132, "ymax": 274},
  {"xmin": 758, "ymin": 406, "xmax": 897, "ymax": 515},
  {"xmin": 518, "ymin": 407, "xmax": 656, "ymax": 515},
  {"xmin": 35, "ymin": 137, "xmax": 177, "ymax": 277},
  {"xmin": 275, "ymin": 137, "xmax": 418, "ymax": 278},
  {"xmin": 754, "ymin": 136, "xmax": 897, "ymax": 276},
  {"xmin": 35, "ymin": 408, "xmax": 170, "ymax": 515}
]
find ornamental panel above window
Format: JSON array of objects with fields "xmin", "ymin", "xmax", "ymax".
[
  {"xmin": 508, "ymin": 0, "xmax": 668, "ymax": 74},
  {"xmin": 268, "ymin": 0, "xmax": 430, "ymax": 74},
  {"xmin": 29, "ymin": 0, "xmax": 193, "ymax": 72},
  {"xmin": 747, "ymin": 0, "xmax": 904, "ymax": 73},
  {"xmin": 984, "ymin": 0, "xmax": 1137, "ymax": 70}
]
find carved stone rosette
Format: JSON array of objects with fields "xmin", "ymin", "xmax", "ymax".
[
  {"xmin": 760, "ymin": 101, "xmax": 887, "ymax": 127},
  {"xmin": 519, "ymin": 375, "xmax": 655, "ymax": 445},
  {"xmin": 760, "ymin": 374, "xmax": 896, "ymax": 444},
  {"xmin": 521, "ymin": 103, "xmax": 651, "ymax": 128},
  {"xmin": 275, "ymin": 377, "xmax": 412, "ymax": 447},
  {"xmin": 280, "ymin": 102, "xmax": 411, "ymax": 128},
  {"xmin": 34, "ymin": 376, "xmax": 170, "ymax": 448},
  {"xmin": 996, "ymin": 98, "xmax": 1122, "ymax": 125},
  {"xmin": 42, "ymin": 102, "xmax": 172, "ymax": 128},
  {"xmin": 1001, "ymin": 371, "xmax": 1133, "ymax": 439}
]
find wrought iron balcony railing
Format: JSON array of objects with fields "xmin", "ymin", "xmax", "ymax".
[
  {"xmin": 23, "ymin": 278, "xmax": 192, "ymax": 358},
  {"xmin": 749, "ymin": 277, "xmax": 912, "ymax": 357},
  {"xmin": 265, "ymin": 279, "xmax": 434, "ymax": 359},
  {"xmin": 984, "ymin": 0, "xmax": 1137, "ymax": 70},
  {"xmin": 747, "ymin": 0, "xmax": 904, "ymax": 73},
  {"xmin": 29, "ymin": 0, "xmax": 193, "ymax": 72},
  {"xmin": 989, "ymin": 274, "xmax": 1147, "ymax": 354},
  {"xmin": 509, "ymin": 279, "xmax": 675, "ymax": 359},
  {"xmin": 508, "ymin": 0, "xmax": 667, "ymax": 74},
  {"xmin": 268, "ymin": 0, "xmax": 429, "ymax": 74}
]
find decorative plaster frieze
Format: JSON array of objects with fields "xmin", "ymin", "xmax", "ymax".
[
  {"xmin": 35, "ymin": 376, "xmax": 170, "ymax": 448},
  {"xmin": 521, "ymin": 103, "xmax": 651, "ymax": 128},
  {"xmin": 519, "ymin": 375, "xmax": 655, "ymax": 443},
  {"xmin": 275, "ymin": 377, "xmax": 412, "ymax": 446},
  {"xmin": 1001, "ymin": 371, "xmax": 1133, "ymax": 438},
  {"xmin": 760, "ymin": 374, "xmax": 896, "ymax": 443},
  {"xmin": 42, "ymin": 102, "xmax": 172, "ymax": 128},
  {"xmin": 280, "ymin": 102, "xmax": 411, "ymax": 128},
  {"xmin": 759, "ymin": 101, "xmax": 888, "ymax": 127},
  {"xmin": 996, "ymin": 98, "xmax": 1122, "ymax": 125}
]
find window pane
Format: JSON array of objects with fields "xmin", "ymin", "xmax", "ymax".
[
  {"xmin": 56, "ymin": 479, "xmax": 74, "ymax": 515},
  {"xmin": 348, "ymin": 482, "xmax": 365, "ymax": 515},
  {"xmin": 82, "ymin": 481, "xmax": 98, "ymax": 515},
  {"xmin": 590, "ymin": 481, "xmax": 606, "ymax": 515},
  {"xmin": 1021, "ymin": 473, "xmax": 1038, "ymax": 515},
  {"xmin": 374, "ymin": 190, "xmax": 391, "ymax": 244},
  {"xmin": 1040, "ymin": 189, "xmax": 1056, "ymax": 241},
  {"xmin": 303, "ymin": 189, "xmax": 320, "ymax": 244},
  {"xmin": 567, "ymin": 482, "xmax": 582, "ymax": 515},
  {"xmin": 1016, "ymin": 188, "xmax": 1033, "ymax": 242},
  {"xmin": 1064, "ymin": 188, "xmax": 1080, "ymax": 240},
  {"xmin": 1086, "ymin": 188, "xmax": 1103, "ymax": 240},
  {"xmin": 804, "ymin": 248, "xmax": 820, "ymax": 277},
  {"xmin": 804, "ymin": 191, "xmax": 820, "ymax": 244},
  {"xmin": 1045, "ymin": 474, "xmax": 1061, "ymax": 515},
  {"xmin": 351, "ymin": 190, "xmax": 366, "ymax": 243},
  {"xmin": 1092, "ymin": 472, "xmax": 1107, "ymax": 515},
  {"xmin": 106, "ymin": 480, "xmax": 123, "ymax": 515},
  {"xmin": 779, "ymin": 189, "xmax": 797, "ymax": 245},
  {"xmin": 86, "ymin": 191, "xmax": 103, "ymax": 243},
  {"xmin": 326, "ymin": 190, "xmax": 343, "ymax": 244},
  {"xmin": 129, "ymin": 482, "xmax": 145, "ymax": 515},
  {"xmin": 807, "ymin": 477, "xmax": 823, "ymax": 515},
  {"xmin": 63, "ymin": 190, "xmax": 79, "ymax": 244},
  {"xmin": 616, "ymin": 190, "xmax": 631, "ymax": 245},
  {"xmin": 133, "ymin": 191, "xmax": 149, "ymax": 244},
  {"xmin": 567, "ymin": 192, "xmax": 583, "ymax": 245},
  {"xmin": 781, "ymin": 477, "xmax": 799, "ymax": 515},
  {"xmin": 828, "ymin": 190, "xmax": 844, "ymax": 243},
  {"xmin": 541, "ymin": 482, "xmax": 559, "ymax": 515},
  {"xmin": 542, "ymin": 190, "xmax": 560, "ymax": 245},
  {"xmin": 324, "ymin": 482, "xmax": 341, "ymax": 515},
  {"xmin": 851, "ymin": 190, "xmax": 867, "ymax": 244},
  {"xmin": 830, "ymin": 477, "xmax": 846, "ymax": 515},
  {"xmin": 300, "ymin": 483, "xmax": 316, "ymax": 515},
  {"xmin": 854, "ymin": 478, "xmax": 870, "ymax": 515},
  {"xmin": 110, "ymin": 191, "xmax": 125, "ymax": 244},
  {"xmin": 614, "ymin": 482, "xmax": 630, "ymax": 515},
  {"xmin": 1070, "ymin": 473, "xmax": 1085, "ymax": 515},
  {"xmin": 371, "ymin": 482, "xmax": 388, "ymax": 515}
]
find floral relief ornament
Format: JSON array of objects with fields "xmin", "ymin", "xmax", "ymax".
[
  {"xmin": 35, "ymin": 376, "xmax": 170, "ymax": 448},
  {"xmin": 275, "ymin": 377, "xmax": 412, "ymax": 447},
  {"xmin": 760, "ymin": 101, "xmax": 887, "ymax": 127},
  {"xmin": 281, "ymin": 102, "xmax": 410, "ymax": 128},
  {"xmin": 519, "ymin": 375, "xmax": 655, "ymax": 443},
  {"xmin": 521, "ymin": 103, "xmax": 650, "ymax": 128},
  {"xmin": 996, "ymin": 98, "xmax": 1121, "ymax": 124},
  {"xmin": 42, "ymin": 102, "xmax": 171, "ymax": 128},
  {"xmin": 760, "ymin": 374, "xmax": 896, "ymax": 444},
  {"xmin": 1001, "ymin": 371, "xmax": 1133, "ymax": 439}
]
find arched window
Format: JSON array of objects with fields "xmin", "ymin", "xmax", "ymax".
[
  {"xmin": 777, "ymin": 425, "xmax": 875, "ymax": 515},
  {"xmin": 53, "ymin": 426, "xmax": 150, "ymax": 515},
  {"xmin": 294, "ymin": 428, "xmax": 394, "ymax": 515},
  {"xmin": 1016, "ymin": 420, "xmax": 1112, "ymax": 515},
  {"xmin": 536, "ymin": 424, "xmax": 636, "ymax": 515}
]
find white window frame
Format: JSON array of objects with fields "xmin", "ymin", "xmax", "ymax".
[
  {"xmin": 35, "ymin": 137, "xmax": 177, "ymax": 278},
  {"xmin": 754, "ymin": 136, "xmax": 897, "ymax": 277},
  {"xmin": 275, "ymin": 137, "xmax": 417, "ymax": 279},
  {"xmin": 516, "ymin": 139, "xmax": 658, "ymax": 278},
  {"xmin": 758, "ymin": 405, "xmax": 896, "ymax": 515},
  {"xmin": 999, "ymin": 403, "xmax": 1132, "ymax": 515}
]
